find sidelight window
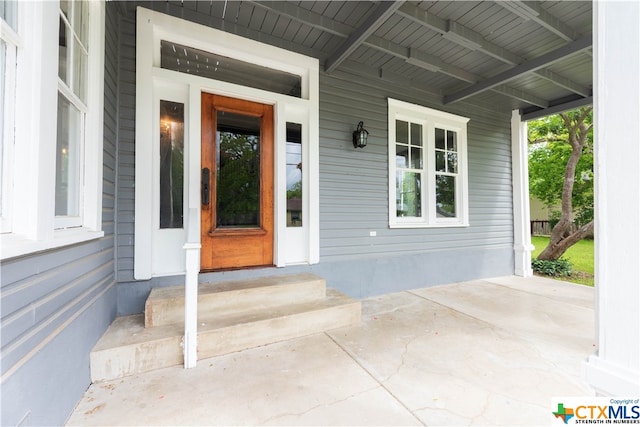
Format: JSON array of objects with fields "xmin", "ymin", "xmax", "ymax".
[
  {"xmin": 159, "ymin": 100, "xmax": 185, "ymax": 229},
  {"xmin": 286, "ymin": 122, "xmax": 302, "ymax": 227}
]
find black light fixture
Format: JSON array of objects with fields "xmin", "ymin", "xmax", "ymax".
[{"xmin": 352, "ymin": 121, "xmax": 369, "ymax": 148}]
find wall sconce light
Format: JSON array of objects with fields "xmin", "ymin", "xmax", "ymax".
[{"xmin": 352, "ymin": 121, "xmax": 369, "ymax": 148}]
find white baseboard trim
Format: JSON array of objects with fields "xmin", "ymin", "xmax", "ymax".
[{"xmin": 583, "ymin": 354, "xmax": 640, "ymax": 396}]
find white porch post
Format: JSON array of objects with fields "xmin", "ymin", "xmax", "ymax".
[
  {"xmin": 183, "ymin": 242, "xmax": 200, "ymax": 369},
  {"xmin": 584, "ymin": 1, "xmax": 640, "ymax": 396},
  {"xmin": 183, "ymin": 82, "xmax": 203, "ymax": 369},
  {"xmin": 511, "ymin": 110, "xmax": 534, "ymax": 277}
]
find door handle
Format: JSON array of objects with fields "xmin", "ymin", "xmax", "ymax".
[{"xmin": 202, "ymin": 168, "xmax": 210, "ymax": 206}]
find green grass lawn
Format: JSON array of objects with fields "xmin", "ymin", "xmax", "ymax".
[{"xmin": 531, "ymin": 236, "xmax": 594, "ymax": 286}]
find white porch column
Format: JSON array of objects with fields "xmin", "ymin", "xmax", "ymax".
[
  {"xmin": 183, "ymin": 233, "xmax": 200, "ymax": 369},
  {"xmin": 584, "ymin": 1, "xmax": 640, "ymax": 396},
  {"xmin": 183, "ymin": 241, "xmax": 200, "ymax": 369},
  {"xmin": 511, "ymin": 110, "xmax": 534, "ymax": 277}
]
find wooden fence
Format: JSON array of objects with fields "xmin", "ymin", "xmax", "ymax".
[
  {"xmin": 531, "ymin": 220, "xmax": 551, "ymax": 236},
  {"xmin": 531, "ymin": 220, "xmax": 579, "ymax": 236}
]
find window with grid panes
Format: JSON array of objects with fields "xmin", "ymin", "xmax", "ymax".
[
  {"xmin": 56, "ymin": 0, "xmax": 89, "ymax": 228},
  {"xmin": 1, "ymin": 1, "xmax": 104, "ymax": 260},
  {"xmin": 388, "ymin": 98, "xmax": 469, "ymax": 228}
]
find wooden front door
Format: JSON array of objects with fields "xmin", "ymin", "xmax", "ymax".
[{"xmin": 200, "ymin": 94, "xmax": 274, "ymax": 271}]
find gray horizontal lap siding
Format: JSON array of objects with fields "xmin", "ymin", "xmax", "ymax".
[
  {"xmin": 113, "ymin": 4, "xmax": 514, "ymax": 311},
  {"xmin": 0, "ymin": 246, "xmax": 113, "ymax": 354},
  {"xmin": 0, "ymin": 5, "xmax": 119, "ymax": 426},
  {"xmin": 116, "ymin": 14, "xmax": 136, "ymax": 282},
  {"xmin": 318, "ymin": 70, "xmax": 514, "ymax": 261}
]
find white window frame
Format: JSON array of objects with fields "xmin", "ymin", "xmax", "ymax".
[
  {"xmin": 55, "ymin": 81, "xmax": 86, "ymax": 229},
  {"xmin": 134, "ymin": 7, "xmax": 320, "ymax": 279},
  {"xmin": 388, "ymin": 98, "xmax": 470, "ymax": 228},
  {"xmin": 0, "ymin": 11, "xmax": 19, "ymax": 233},
  {"xmin": 0, "ymin": 1, "xmax": 104, "ymax": 260},
  {"xmin": 55, "ymin": 3, "xmax": 89, "ymax": 229}
]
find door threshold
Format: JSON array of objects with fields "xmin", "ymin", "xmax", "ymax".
[{"xmin": 200, "ymin": 264, "xmax": 276, "ymax": 273}]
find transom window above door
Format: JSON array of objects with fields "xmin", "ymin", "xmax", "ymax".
[{"xmin": 160, "ymin": 40, "xmax": 302, "ymax": 98}]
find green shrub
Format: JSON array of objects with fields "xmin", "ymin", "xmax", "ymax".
[
  {"xmin": 532, "ymin": 258, "xmax": 572, "ymax": 277},
  {"xmin": 549, "ymin": 210, "xmax": 561, "ymax": 230}
]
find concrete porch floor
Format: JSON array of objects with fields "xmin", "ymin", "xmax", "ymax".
[{"xmin": 67, "ymin": 276, "xmax": 595, "ymax": 426}]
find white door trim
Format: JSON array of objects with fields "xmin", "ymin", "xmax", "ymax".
[{"xmin": 135, "ymin": 7, "xmax": 320, "ymax": 279}]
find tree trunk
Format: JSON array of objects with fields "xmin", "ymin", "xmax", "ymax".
[
  {"xmin": 537, "ymin": 220, "xmax": 593, "ymax": 260},
  {"xmin": 537, "ymin": 108, "xmax": 593, "ymax": 261}
]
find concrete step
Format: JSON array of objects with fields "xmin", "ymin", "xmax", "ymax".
[
  {"xmin": 90, "ymin": 289, "xmax": 361, "ymax": 382},
  {"xmin": 145, "ymin": 273, "xmax": 326, "ymax": 328}
]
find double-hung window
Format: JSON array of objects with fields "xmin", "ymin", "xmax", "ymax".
[
  {"xmin": 388, "ymin": 98, "xmax": 469, "ymax": 228},
  {"xmin": 56, "ymin": 1, "xmax": 89, "ymax": 228},
  {"xmin": 1, "ymin": 1, "xmax": 104, "ymax": 260}
]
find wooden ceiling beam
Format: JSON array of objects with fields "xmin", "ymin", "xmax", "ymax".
[
  {"xmin": 521, "ymin": 95, "xmax": 593, "ymax": 121},
  {"xmin": 444, "ymin": 35, "xmax": 592, "ymax": 105},
  {"xmin": 397, "ymin": 3, "xmax": 590, "ymax": 98},
  {"xmin": 250, "ymin": 1, "xmax": 588, "ymax": 108},
  {"xmin": 500, "ymin": 1, "xmax": 579, "ymax": 42},
  {"xmin": 324, "ymin": 1, "xmax": 405, "ymax": 73}
]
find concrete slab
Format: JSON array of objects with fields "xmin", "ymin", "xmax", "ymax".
[
  {"xmin": 68, "ymin": 276, "xmax": 595, "ymax": 426},
  {"xmin": 70, "ymin": 334, "xmax": 420, "ymax": 426},
  {"xmin": 483, "ymin": 275, "xmax": 594, "ymax": 309},
  {"xmin": 409, "ymin": 277, "xmax": 595, "ymax": 379},
  {"xmin": 331, "ymin": 281, "xmax": 593, "ymax": 426}
]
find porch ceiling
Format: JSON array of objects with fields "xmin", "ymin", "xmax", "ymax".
[{"xmin": 131, "ymin": 1, "xmax": 593, "ymax": 119}]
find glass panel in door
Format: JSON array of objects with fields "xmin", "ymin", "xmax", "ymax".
[{"xmin": 216, "ymin": 111, "xmax": 261, "ymax": 228}]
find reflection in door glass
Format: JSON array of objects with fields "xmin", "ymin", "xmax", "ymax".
[
  {"xmin": 216, "ymin": 111, "xmax": 261, "ymax": 227},
  {"xmin": 286, "ymin": 122, "xmax": 302, "ymax": 227},
  {"xmin": 159, "ymin": 100, "xmax": 184, "ymax": 228}
]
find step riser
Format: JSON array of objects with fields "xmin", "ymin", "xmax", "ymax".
[
  {"xmin": 91, "ymin": 302, "xmax": 360, "ymax": 382},
  {"xmin": 145, "ymin": 277, "xmax": 326, "ymax": 328},
  {"xmin": 199, "ymin": 302, "xmax": 361, "ymax": 359},
  {"xmin": 91, "ymin": 337, "xmax": 183, "ymax": 382}
]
